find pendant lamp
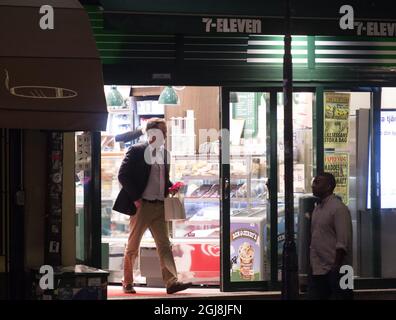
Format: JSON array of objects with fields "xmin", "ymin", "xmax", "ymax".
[
  {"xmin": 106, "ymin": 85, "xmax": 124, "ymax": 108},
  {"xmin": 158, "ymin": 86, "xmax": 179, "ymax": 105},
  {"xmin": 230, "ymin": 92, "xmax": 239, "ymax": 103}
]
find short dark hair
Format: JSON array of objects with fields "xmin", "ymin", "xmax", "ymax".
[
  {"xmin": 146, "ymin": 118, "xmax": 166, "ymax": 131},
  {"xmin": 320, "ymin": 172, "xmax": 336, "ymax": 191}
]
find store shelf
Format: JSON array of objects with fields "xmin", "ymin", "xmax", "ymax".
[
  {"xmin": 230, "ymin": 175, "xmax": 250, "ymax": 180},
  {"xmin": 173, "ymin": 154, "xmax": 265, "ymax": 160},
  {"xmin": 115, "ymin": 121, "xmax": 132, "ymax": 125},
  {"xmin": 178, "ymin": 220, "xmax": 219, "ymax": 225},
  {"xmin": 230, "ymin": 198, "xmax": 266, "ymax": 202},
  {"xmin": 107, "ymin": 108, "xmax": 132, "ymax": 113},
  {"xmin": 181, "ymin": 174, "xmax": 250, "ymax": 180},
  {"xmin": 102, "ymin": 151, "xmax": 125, "ymax": 157},
  {"xmin": 184, "ymin": 197, "xmax": 219, "ymax": 202},
  {"xmin": 184, "ymin": 197, "xmax": 265, "ymax": 202},
  {"xmin": 137, "ymin": 113, "xmax": 164, "ymax": 116},
  {"xmin": 181, "ymin": 175, "xmax": 219, "ymax": 180}
]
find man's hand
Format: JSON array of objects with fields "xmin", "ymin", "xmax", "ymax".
[
  {"xmin": 134, "ymin": 199, "xmax": 142, "ymax": 209},
  {"xmin": 169, "ymin": 182, "xmax": 184, "ymax": 196},
  {"xmin": 330, "ymin": 263, "xmax": 342, "ymax": 274},
  {"xmin": 331, "ymin": 248, "xmax": 346, "ymax": 273}
]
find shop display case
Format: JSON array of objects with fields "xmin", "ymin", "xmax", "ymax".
[
  {"xmin": 169, "ymin": 153, "xmax": 267, "ymax": 284},
  {"xmin": 171, "ymin": 154, "xmax": 266, "ymax": 238},
  {"xmin": 230, "ymin": 209, "xmax": 268, "ymax": 282}
]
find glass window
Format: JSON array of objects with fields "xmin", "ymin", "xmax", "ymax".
[
  {"xmin": 323, "ymin": 91, "xmax": 371, "ymax": 278},
  {"xmin": 380, "ymin": 88, "xmax": 396, "ymax": 278},
  {"xmin": 169, "ymin": 87, "xmax": 220, "ymax": 285},
  {"xmin": 228, "ymin": 92, "xmax": 269, "ymax": 283},
  {"xmin": 277, "ymin": 92, "xmax": 314, "ymax": 281}
]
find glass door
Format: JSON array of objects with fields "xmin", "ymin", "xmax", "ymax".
[
  {"xmin": 221, "ymin": 89, "xmax": 275, "ymax": 291},
  {"xmin": 220, "ymin": 88, "xmax": 315, "ymax": 291}
]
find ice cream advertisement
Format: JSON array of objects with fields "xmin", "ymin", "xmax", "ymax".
[{"xmin": 230, "ymin": 223, "xmax": 261, "ymax": 281}]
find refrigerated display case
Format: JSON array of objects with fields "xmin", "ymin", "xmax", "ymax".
[
  {"xmin": 169, "ymin": 153, "xmax": 267, "ymax": 285},
  {"xmin": 167, "ymin": 154, "xmax": 220, "ymax": 284},
  {"xmin": 230, "ymin": 209, "xmax": 268, "ymax": 282}
]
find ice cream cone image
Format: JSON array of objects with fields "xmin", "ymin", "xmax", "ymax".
[{"xmin": 238, "ymin": 242, "xmax": 254, "ymax": 280}]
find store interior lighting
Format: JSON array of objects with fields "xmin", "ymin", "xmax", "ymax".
[
  {"xmin": 158, "ymin": 86, "xmax": 183, "ymax": 105},
  {"xmin": 230, "ymin": 92, "xmax": 239, "ymax": 103}
]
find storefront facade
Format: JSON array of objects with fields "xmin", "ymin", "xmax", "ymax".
[
  {"xmin": 75, "ymin": 0, "xmax": 396, "ymax": 293},
  {"xmin": 0, "ymin": 0, "xmax": 107, "ymax": 299}
]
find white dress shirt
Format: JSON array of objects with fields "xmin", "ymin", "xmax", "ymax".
[
  {"xmin": 142, "ymin": 144, "xmax": 165, "ymax": 201},
  {"xmin": 310, "ymin": 194, "xmax": 353, "ymax": 275}
]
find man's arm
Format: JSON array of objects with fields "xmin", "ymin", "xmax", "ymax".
[
  {"xmin": 115, "ymin": 128, "xmax": 143, "ymax": 143},
  {"xmin": 333, "ymin": 249, "xmax": 346, "ymax": 271},
  {"xmin": 333, "ymin": 206, "xmax": 352, "ymax": 271}
]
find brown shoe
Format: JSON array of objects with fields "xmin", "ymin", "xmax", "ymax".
[
  {"xmin": 166, "ymin": 282, "xmax": 192, "ymax": 294},
  {"xmin": 122, "ymin": 284, "xmax": 136, "ymax": 294}
]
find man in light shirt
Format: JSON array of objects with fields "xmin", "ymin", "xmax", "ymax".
[
  {"xmin": 113, "ymin": 118, "xmax": 191, "ymax": 294},
  {"xmin": 309, "ymin": 172, "xmax": 353, "ymax": 300}
]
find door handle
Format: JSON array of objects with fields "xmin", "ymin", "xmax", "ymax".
[{"xmin": 224, "ymin": 178, "xmax": 230, "ymax": 199}]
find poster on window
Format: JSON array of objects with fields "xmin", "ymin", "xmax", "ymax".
[
  {"xmin": 76, "ymin": 133, "xmax": 91, "ymax": 171},
  {"xmin": 324, "ymin": 152, "xmax": 349, "ymax": 205},
  {"xmin": 324, "ymin": 93, "xmax": 350, "ymax": 149},
  {"xmin": 230, "ymin": 222, "xmax": 262, "ymax": 282}
]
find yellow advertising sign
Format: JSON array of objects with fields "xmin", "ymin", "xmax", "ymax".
[
  {"xmin": 324, "ymin": 93, "xmax": 350, "ymax": 149},
  {"xmin": 324, "ymin": 152, "xmax": 350, "ymax": 205}
]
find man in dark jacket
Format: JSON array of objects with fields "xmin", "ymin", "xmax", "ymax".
[{"xmin": 113, "ymin": 118, "xmax": 191, "ymax": 294}]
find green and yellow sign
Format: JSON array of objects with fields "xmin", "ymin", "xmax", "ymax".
[
  {"xmin": 324, "ymin": 152, "xmax": 350, "ymax": 205},
  {"xmin": 324, "ymin": 92, "xmax": 350, "ymax": 149}
]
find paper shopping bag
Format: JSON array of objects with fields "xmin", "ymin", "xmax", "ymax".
[{"xmin": 164, "ymin": 195, "xmax": 186, "ymax": 221}]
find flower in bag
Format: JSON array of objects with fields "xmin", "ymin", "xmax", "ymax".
[{"xmin": 169, "ymin": 181, "xmax": 184, "ymax": 193}]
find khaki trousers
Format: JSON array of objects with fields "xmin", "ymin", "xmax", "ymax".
[{"xmin": 123, "ymin": 201, "xmax": 178, "ymax": 288}]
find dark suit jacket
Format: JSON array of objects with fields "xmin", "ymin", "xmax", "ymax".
[{"xmin": 113, "ymin": 142, "xmax": 172, "ymax": 215}]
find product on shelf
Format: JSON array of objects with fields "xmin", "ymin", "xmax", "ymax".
[
  {"xmin": 198, "ymin": 140, "xmax": 220, "ymax": 155},
  {"xmin": 230, "ymin": 183, "xmax": 243, "ymax": 198},
  {"xmin": 252, "ymin": 183, "xmax": 267, "ymax": 199},
  {"xmin": 235, "ymin": 183, "xmax": 248, "ymax": 198},
  {"xmin": 185, "ymin": 183, "xmax": 200, "ymax": 197},
  {"xmin": 184, "ymin": 228, "xmax": 220, "ymax": 238},
  {"xmin": 189, "ymin": 206, "xmax": 219, "ymax": 221},
  {"xmin": 251, "ymin": 158, "xmax": 261, "ymax": 177},
  {"xmin": 101, "ymin": 135, "xmax": 115, "ymax": 152},
  {"xmin": 190, "ymin": 184, "xmax": 212, "ymax": 198},
  {"xmin": 184, "ymin": 180, "xmax": 265, "ymax": 200},
  {"xmin": 230, "ymin": 161, "xmax": 247, "ymax": 175},
  {"xmin": 205, "ymin": 184, "xmax": 220, "ymax": 198}
]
